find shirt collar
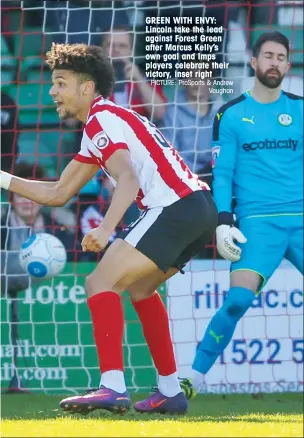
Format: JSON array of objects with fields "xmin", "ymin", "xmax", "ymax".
[{"xmin": 90, "ymin": 94, "xmax": 104, "ymax": 110}]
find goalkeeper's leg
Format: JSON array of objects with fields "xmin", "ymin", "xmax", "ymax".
[
  {"xmin": 192, "ymin": 271, "xmax": 260, "ymax": 388},
  {"xmin": 193, "ymin": 215, "xmax": 289, "ymax": 388}
]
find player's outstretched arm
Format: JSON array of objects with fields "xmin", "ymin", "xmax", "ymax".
[
  {"xmin": 0, "ymin": 159, "xmax": 99, "ymax": 207},
  {"xmin": 212, "ymin": 110, "xmax": 247, "ymax": 262}
]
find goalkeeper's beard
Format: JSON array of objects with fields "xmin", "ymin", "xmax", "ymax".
[{"xmin": 256, "ymin": 66, "xmax": 284, "ymax": 89}]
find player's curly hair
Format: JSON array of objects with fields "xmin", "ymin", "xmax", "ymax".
[{"xmin": 46, "ymin": 43, "xmax": 115, "ymax": 98}]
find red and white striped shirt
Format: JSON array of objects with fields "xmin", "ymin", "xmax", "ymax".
[{"xmin": 74, "ymin": 96, "xmax": 209, "ymax": 209}]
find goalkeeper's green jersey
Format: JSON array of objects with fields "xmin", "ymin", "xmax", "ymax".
[{"xmin": 212, "ymin": 91, "xmax": 303, "ymax": 220}]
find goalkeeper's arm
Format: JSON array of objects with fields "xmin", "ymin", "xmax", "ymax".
[
  {"xmin": 1, "ymin": 159, "xmax": 99, "ymax": 207},
  {"xmin": 212, "ymin": 110, "xmax": 247, "ymax": 262}
]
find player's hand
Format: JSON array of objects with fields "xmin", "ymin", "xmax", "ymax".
[
  {"xmin": 81, "ymin": 225, "xmax": 113, "ymax": 252},
  {"xmin": 216, "ymin": 225, "xmax": 247, "ymax": 262}
]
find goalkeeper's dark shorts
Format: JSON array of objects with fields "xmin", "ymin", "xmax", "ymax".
[{"xmin": 118, "ymin": 190, "xmax": 218, "ymax": 273}]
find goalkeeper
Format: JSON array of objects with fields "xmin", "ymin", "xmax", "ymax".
[{"xmin": 192, "ymin": 31, "xmax": 303, "ymax": 387}]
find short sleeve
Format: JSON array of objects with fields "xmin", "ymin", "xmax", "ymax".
[
  {"xmin": 85, "ymin": 111, "xmax": 129, "ymax": 162},
  {"xmin": 74, "ymin": 136, "xmax": 98, "ymax": 164}
]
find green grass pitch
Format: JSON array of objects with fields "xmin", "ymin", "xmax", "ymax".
[{"xmin": 1, "ymin": 392, "xmax": 303, "ymax": 437}]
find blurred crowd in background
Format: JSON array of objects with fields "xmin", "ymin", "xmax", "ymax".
[{"xmin": 1, "ymin": 0, "xmax": 303, "ymax": 270}]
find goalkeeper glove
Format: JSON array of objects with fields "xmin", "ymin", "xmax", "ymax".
[{"xmin": 216, "ymin": 212, "xmax": 247, "ymax": 262}]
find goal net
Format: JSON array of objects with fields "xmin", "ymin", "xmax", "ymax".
[{"xmin": 1, "ymin": 0, "xmax": 303, "ymax": 395}]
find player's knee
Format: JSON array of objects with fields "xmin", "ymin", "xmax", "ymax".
[
  {"xmin": 128, "ymin": 288, "xmax": 155, "ymax": 302},
  {"xmin": 85, "ymin": 273, "xmax": 113, "ymax": 297},
  {"xmin": 85, "ymin": 274, "xmax": 124, "ymax": 297},
  {"xmin": 222, "ymin": 287, "xmax": 255, "ymax": 320},
  {"xmin": 85, "ymin": 274, "xmax": 97, "ymax": 297},
  {"xmin": 231, "ymin": 270, "xmax": 262, "ymax": 292},
  {"xmin": 224, "ymin": 301, "xmax": 247, "ymax": 320}
]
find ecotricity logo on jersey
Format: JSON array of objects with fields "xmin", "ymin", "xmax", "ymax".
[
  {"xmin": 243, "ymin": 138, "xmax": 298, "ymax": 152},
  {"xmin": 278, "ymin": 114, "xmax": 293, "ymax": 126}
]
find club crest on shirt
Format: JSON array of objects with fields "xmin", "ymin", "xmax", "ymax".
[
  {"xmin": 92, "ymin": 131, "xmax": 109, "ymax": 149},
  {"xmin": 278, "ymin": 114, "xmax": 293, "ymax": 127},
  {"xmin": 211, "ymin": 145, "xmax": 221, "ymax": 168}
]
